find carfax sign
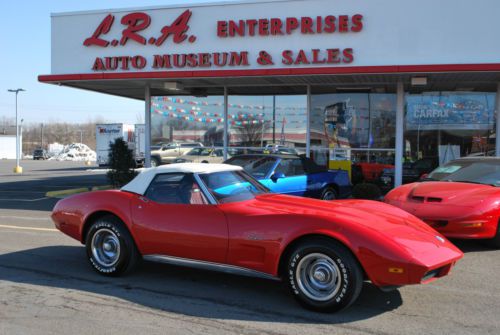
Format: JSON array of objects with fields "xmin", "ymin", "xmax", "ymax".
[{"xmin": 406, "ymin": 94, "xmax": 495, "ymax": 131}]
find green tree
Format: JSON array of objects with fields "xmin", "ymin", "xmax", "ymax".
[{"xmin": 106, "ymin": 138, "xmax": 137, "ymax": 187}]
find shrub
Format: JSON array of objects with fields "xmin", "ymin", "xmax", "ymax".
[
  {"xmin": 106, "ymin": 138, "xmax": 137, "ymax": 187},
  {"xmin": 352, "ymin": 183, "xmax": 382, "ymax": 200}
]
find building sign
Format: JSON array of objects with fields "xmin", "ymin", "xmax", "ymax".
[
  {"xmin": 406, "ymin": 94, "xmax": 495, "ymax": 131},
  {"xmin": 84, "ymin": 10, "xmax": 362, "ymax": 72},
  {"xmin": 49, "ymin": 0, "xmax": 500, "ymax": 75}
]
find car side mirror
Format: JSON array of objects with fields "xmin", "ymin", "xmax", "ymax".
[
  {"xmin": 419, "ymin": 173, "xmax": 429, "ymax": 181},
  {"xmin": 271, "ymin": 172, "xmax": 285, "ymax": 183}
]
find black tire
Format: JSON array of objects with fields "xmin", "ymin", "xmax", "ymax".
[
  {"xmin": 201, "ymin": 160, "xmax": 209, "ymax": 164},
  {"xmin": 285, "ymin": 238, "xmax": 363, "ymax": 312},
  {"xmin": 150, "ymin": 156, "xmax": 161, "ymax": 167},
  {"xmin": 85, "ymin": 215, "xmax": 139, "ymax": 276},
  {"xmin": 486, "ymin": 223, "xmax": 500, "ymax": 249},
  {"xmin": 320, "ymin": 186, "xmax": 337, "ymax": 200}
]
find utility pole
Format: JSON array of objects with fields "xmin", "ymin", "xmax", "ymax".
[
  {"xmin": 7, "ymin": 88, "xmax": 25, "ymax": 174},
  {"xmin": 77, "ymin": 130, "xmax": 84, "ymax": 144},
  {"xmin": 41, "ymin": 123, "xmax": 44, "ymax": 148}
]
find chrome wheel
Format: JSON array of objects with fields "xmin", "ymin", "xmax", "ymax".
[
  {"xmin": 91, "ymin": 228, "xmax": 121, "ymax": 267},
  {"xmin": 322, "ymin": 190, "xmax": 336, "ymax": 200},
  {"xmin": 296, "ymin": 253, "xmax": 342, "ymax": 301}
]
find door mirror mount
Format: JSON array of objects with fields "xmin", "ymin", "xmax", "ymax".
[{"xmin": 271, "ymin": 172, "xmax": 285, "ymax": 183}]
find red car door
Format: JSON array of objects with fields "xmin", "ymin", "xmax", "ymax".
[{"xmin": 130, "ymin": 173, "xmax": 228, "ymax": 263}]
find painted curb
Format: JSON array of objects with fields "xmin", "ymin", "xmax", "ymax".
[{"xmin": 45, "ymin": 185, "xmax": 113, "ymax": 199}]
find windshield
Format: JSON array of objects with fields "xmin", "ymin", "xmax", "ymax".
[
  {"xmin": 225, "ymin": 156, "xmax": 277, "ymax": 178},
  {"xmin": 427, "ymin": 160, "xmax": 500, "ymax": 186},
  {"xmin": 187, "ymin": 148, "xmax": 213, "ymax": 156},
  {"xmin": 199, "ymin": 170, "xmax": 269, "ymax": 204}
]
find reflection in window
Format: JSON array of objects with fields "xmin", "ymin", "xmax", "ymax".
[
  {"xmin": 310, "ymin": 93, "xmax": 397, "ymax": 169},
  {"xmin": 405, "ymin": 92, "xmax": 496, "ymax": 165},
  {"xmin": 151, "ymin": 96, "xmax": 225, "ymax": 147},
  {"xmin": 228, "ymin": 95, "xmax": 306, "ymax": 151},
  {"xmin": 311, "ymin": 93, "xmax": 396, "ymax": 150}
]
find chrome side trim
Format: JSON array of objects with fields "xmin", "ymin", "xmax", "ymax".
[
  {"xmin": 193, "ymin": 173, "xmax": 218, "ymax": 205},
  {"xmin": 143, "ymin": 255, "xmax": 281, "ymax": 281}
]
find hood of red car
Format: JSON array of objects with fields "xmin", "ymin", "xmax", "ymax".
[
  {"xmin": 253, "ymin": 194, "xmax": 449, "ymax": 255},
  {"xmin": 255, "ymin": 194, "xmax": 414, "ymax": 227},
  {"xmin": 407, "ymin": 181, "xmax": 499, "ymax": 204}
]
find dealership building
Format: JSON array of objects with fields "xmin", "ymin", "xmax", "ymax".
[{"xmin": 39, "ymin": 0, "xmax": 500, "ymax": 186}]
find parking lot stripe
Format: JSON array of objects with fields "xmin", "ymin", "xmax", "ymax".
[
  {"xmin": 0, "ymin": 215, "xmax": 50, "ymax": 221},
  {"xmin": 0, "ymin": 224, "xmax": 58, "ymax": 232},
  {"xmin": 0, "ymin": 197, "xmax": 48, "ymax": 201}
]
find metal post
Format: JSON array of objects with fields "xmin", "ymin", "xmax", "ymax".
[
  {"xmin": 41, "ymin": 123, "xmax": 44, "ymax": 148},
  {"xmin": 395, "ymin": 81, "xmax": 405, "ymax": 187},
  {"xmin": 8, "ymin": 88, "xmax": 24, "ymax": 173},
  {"xmin": 144, "ymin": 85, "xmax": 152, "ymax": 168},
  {"xmin": 306, "ymin": 85, "xmax": 312, "ymax": 158},
  {"xmin": 272, "ymin": 95, "xmax": 276, "ymax": 143},
  {"xmin": 223, "ymin": 86, "xmax": 229, "ymax": 160},
  {"xmin": 496, "ymin": 83, "xmax": 500, "ymax": 157},
  {"xmin": 15, "ymin": 94, "xmax": 19, "ymax": 168}
]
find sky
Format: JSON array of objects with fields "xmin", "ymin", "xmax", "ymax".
[{"xmin": 0, "ymin": 0, "xmax": 240, "ymax": 126}]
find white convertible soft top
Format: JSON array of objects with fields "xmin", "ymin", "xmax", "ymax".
[{"xmin": 121, "ymin": 163, "xmax": 242, "ymax": 195}]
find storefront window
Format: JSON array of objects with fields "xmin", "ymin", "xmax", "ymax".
[
  {"xmin": 227, "ymin": 95, "xmax": 307, "ymax": 154},
  {"xmin": 151, "ymin": 95, "xmax": 307, "ymax": 156},
  {"xmin": 151, "ymin": 96, "xmax": 224, "ymax": 147},
  {"xmin": 310, "ymin": 93, "xmax": 396, "ymax": 182},
  {"xmin": 404, "ymin": 92, "xmax": 496, "ymax": 168}
]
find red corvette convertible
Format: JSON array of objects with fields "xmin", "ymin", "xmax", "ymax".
[
  {"xmin": 385, "ymin": 157, "xmax": 500, "ymax": 248},
  {"xmin": 52, "ymin": 163, "xmax": 462, "ymax": 312}
]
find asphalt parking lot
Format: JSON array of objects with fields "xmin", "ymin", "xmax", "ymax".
[{"xmin": 0, "ymin": 159, "xmax": 499, "ymax": 335}]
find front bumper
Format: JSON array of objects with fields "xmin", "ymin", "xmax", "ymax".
[{"xmin": 363, "ymin": 240, "xmax": 463, "ymax": 288}]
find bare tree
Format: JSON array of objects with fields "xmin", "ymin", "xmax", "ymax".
[{"xmin": 233, "ymin": 120, "xmax": 270, "ymax": 147}]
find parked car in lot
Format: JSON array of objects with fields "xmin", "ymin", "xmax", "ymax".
[
  {"xmin": 352, "ymin": 162, "xmax": 394, "ymax": 184},
  {"xmin": 172, "ymin": 147, "xmax": 225, "ymax": 164},
  {"xmin": 52, "ymin": 163, "xmax": 462, "ymax": 312},
  {"xmin": 385, "ymin": 157, "xmax": 500, "ymax": 247},
  {"xmin": 33, "ymin": 148, "xmax": 49, "ymax": 160},
  {"xmin": 224, "ymin": 154, "xmax": 351, "ymax": 199},
  {"xmin": 379, "ymin": 157, "xmax": 439, "ymax": 191},
  {"xmin": 150, "ymin": 142, "xmax": 203, "ymax": 167}
]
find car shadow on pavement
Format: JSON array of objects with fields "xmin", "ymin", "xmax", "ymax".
[
  {"xmin": 0, "ymin": 245, "xmax": 403, "ymax": 323},
  {"xmin": 0, "ymin": 173, "xmax": 108, "ymax": 212}
]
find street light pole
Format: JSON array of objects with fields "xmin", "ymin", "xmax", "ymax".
[{"xmin": 7, "ymin": 88, "xmax": 25, "ymax": 174}]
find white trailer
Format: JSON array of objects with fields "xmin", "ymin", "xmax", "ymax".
[
  {"xmin": 0, "ymin": 135, "xmax": 21, "ymax": 159},
  {"xmin": 134, "ymin": 124, "xmax": 146, "ymax": 166},
  {"xmin": 95, "ymin": 123, "xmax": 134, "ymax": 166}
]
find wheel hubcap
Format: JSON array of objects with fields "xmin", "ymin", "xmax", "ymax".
[
  {"xmin": 91, "ymin": 228, "xmax": 120, "ymax": 267},
  {"xmin": 296, "ymin": 253, "xmax": 342, "ymax": 301},
  {"xmin": 322, "ymin": 191, "xmax": 336, "ymax": 200}
]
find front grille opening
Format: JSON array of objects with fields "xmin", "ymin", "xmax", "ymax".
[
  {"xmin": 427, "ymin": 197, "xmax": 442, "ymax": 203},
  {"xmin": 411, "ymin": 196, "xmax": 425, "ymax": 202},
  {"xmin": 434, "ymin": 220, "xmax": 448, "ymax": 228},
  {"xmin": 422, "ymin": 267, "xmax": 443, "ymax": 282}
]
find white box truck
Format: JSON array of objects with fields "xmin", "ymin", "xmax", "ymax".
[
  {"xmin": 96, "ymin": 123, "xmax": 134, "ymax": 166},
  {"xmin": 134, "ymin": 124, "xmax": 146, "ymax": 166}
]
